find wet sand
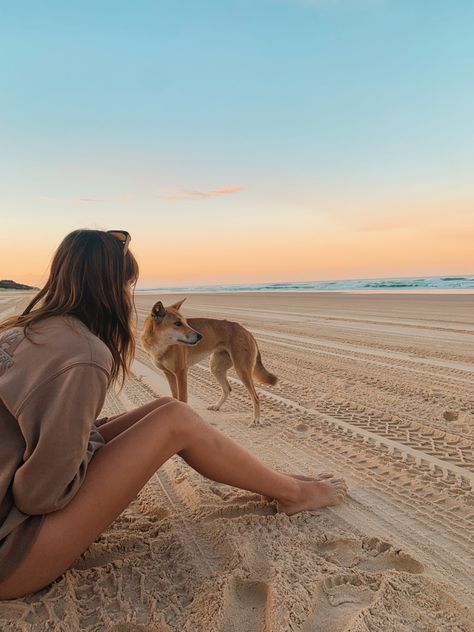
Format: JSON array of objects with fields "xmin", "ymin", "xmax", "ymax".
[{"xmin": 1, "ymin": 291, "xmax": 473, "ymax": 631}]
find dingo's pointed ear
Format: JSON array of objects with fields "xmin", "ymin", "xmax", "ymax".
[
  {"xmin": 151, "ymin": 301, "xmax": 166, "ymax": 321},
  {"xmin": 169, "ymin": 297, "xmax": 186, "ymax": 311}
]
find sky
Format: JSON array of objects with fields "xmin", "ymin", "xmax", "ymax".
[{"xmin": 1, "ymin": 0, "xmax": 473, "ymax": 289}]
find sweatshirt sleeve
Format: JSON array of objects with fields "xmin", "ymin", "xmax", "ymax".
[{"xmin": 12, "ymin": 363, "xmax": 110, "ymax": 515}]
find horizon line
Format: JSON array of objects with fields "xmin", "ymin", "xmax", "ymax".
[{"xmin": 135, "ymin": 272, "xmax": 474, "ymax": 291}]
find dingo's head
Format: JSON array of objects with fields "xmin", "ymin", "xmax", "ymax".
[{"xmin": 149, "ymin": 298, "xmax": 202, "ymax": 346}]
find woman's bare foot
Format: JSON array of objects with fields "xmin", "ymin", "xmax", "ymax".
[
  {"xmin": 261, "ymin": 472, "xmax": 335, "ymax": 502},
  {"xmin": 275, "ymin": 474, "xmax": 347, "ymax": 515}
]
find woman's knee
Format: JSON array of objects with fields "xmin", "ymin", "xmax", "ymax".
[
  {"xmin": 154, "ymin": 395, "xmax": 174, "ymax": 407},
  {"xmin": 156, "ymin": 399, "xmax": 203, "ymax": 442}
]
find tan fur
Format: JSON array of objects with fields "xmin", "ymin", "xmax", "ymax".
[{"xmin": 140, "ymin": 298, "xmax": 277, "ymax": 426}]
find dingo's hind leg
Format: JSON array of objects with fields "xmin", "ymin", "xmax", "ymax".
[
  {"xmin": 233, "ymin": 364, "xmax": 262, "ymax": 426},
  {"xmin": 208, "ymin": 350, "xmax": 233, "ymax": 411}
]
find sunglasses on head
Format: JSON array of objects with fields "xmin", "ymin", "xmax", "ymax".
[{"xmin": 107, "ymin": 230, "xmax": 131, "ymax": 255}]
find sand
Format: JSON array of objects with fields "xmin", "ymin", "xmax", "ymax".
[{"xmin": 1, "ymin": 290, "xmax": 473, "ymax": 631}]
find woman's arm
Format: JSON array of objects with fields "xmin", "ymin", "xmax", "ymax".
[{"xmin": 12, "ymin": 363, "xmax": 110, "ymax": 515}]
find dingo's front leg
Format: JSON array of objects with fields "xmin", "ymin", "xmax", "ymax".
[
  {"xmin": 163, "ymin": 369, "xmax": 179, "ymax": 399},
  {"xmin": 176, "ymin": 370, "xmax": 188, "ymax": 403}
]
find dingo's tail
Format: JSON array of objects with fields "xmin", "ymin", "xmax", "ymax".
[{"xmin": 253, "ymin": 350, "xmax": 278, "ymax": 385}]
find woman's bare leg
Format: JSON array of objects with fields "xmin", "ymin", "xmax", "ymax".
[
  {"xmin": 99, "ymin": 398, "xmax": 324, "ymax": 497},
  {"xmin": 96, "ymin": 396, "xmax": 174, "ymax": 443},
  {"xmin": 98, "ymin": 398, "xmax": 322, "ymax": 493},
  {"xmin": 0, "ymin": 401, "xmax": 346, "ymax": 600}
]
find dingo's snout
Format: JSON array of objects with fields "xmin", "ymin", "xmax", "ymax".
[
  {"xmin": 187, "ymin": 331, "xmax": 202, "ymax": 344},
  {"xmin": 177, "ymin": 328, "xmax": 203, "ymax": 345}
]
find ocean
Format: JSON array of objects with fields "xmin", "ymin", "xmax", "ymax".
[{"xmin": 137, "ymin": 274, "xmax": 474, "ymax": 293}]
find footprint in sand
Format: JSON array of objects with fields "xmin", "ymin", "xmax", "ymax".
[
  {"xmin": 315, "ymin": 536, "xmax": 424, "ymax": 574},
  {"xmin": 220, "ymin": 577, "xmax": 269, "ymax": 632},
  {"xmin": 294, "ymin": 423, "xmax": 310, "ymax": 438},
  {"xmin": 302, "ymin": 574, "xmax": 381, "ymax": 632},
  {"xmin": 443, "ymin": 410, "xmax": 459, "ymax": 422}
]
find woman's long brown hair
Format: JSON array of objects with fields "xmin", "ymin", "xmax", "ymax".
[{"xmin": 0, "ymin": 229, "xmax": 139, "ymax": 389}]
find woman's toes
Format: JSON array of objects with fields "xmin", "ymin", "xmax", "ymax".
[{"xmin": 331, "ymin": 480, "xmax": 348, "ymax": 495}]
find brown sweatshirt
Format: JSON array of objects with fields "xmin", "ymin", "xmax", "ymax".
[{"xmin": 0, "ymin": 314, "xmax": 113, "ymax": 582}]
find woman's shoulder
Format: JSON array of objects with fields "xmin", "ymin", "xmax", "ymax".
[
  {"xmin": 45, "ymin": 315, "xmax": 114, "ymax": 372},
  {"xmin": 2, "ymin": 315, "xmax": 113, "ymax": 374},
  {"xmin": 0, "ymin": 315, "xmax": 113, "ymax": 416}
]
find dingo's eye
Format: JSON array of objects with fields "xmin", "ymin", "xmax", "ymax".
[{"xmin": 175, "ymin": 321, "xmax": 182, "ymax": 327}]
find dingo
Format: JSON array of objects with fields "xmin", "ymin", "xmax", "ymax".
[{"xmin": 141, "ymin": 299, "xmax": 277, "ymax": 426}]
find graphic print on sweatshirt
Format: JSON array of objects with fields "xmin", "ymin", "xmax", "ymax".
[{"xmin": 0, "ymin": 329, "xmax": 24, "ymax": 376}]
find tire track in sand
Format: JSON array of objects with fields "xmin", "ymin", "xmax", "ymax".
[{"xmin": 176, "ymin": 362, "xmax": 474, "ymax": 607}]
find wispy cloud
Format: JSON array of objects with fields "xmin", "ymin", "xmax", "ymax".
[
  {"xmin": 158, "ymin": 185, "xmax": 244, "ymax": 201},
  {"xmin": 72, "ymin": 197, "xmax": 105, "ymax": 203},
  {"xmin": 73, "ymin": 195, "xmax": 130, "ymax": 203}
]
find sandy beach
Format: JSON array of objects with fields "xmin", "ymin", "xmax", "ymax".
[{"xmin": 1, "ymin": 290, "xmax": 473, "ymax": 631}]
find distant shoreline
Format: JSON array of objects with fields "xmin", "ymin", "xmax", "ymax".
[
  {"xmin": 3, "ymin": 288, "xmax": 474, "ymax": 296},
  {"xmin": 135, "ymin": 274, "xmax": 474, "ymax": 294},
  {"xmin": 0, "ymin": 280, "xmax": 39, "ymax": 291},
  {"xmin": 135, "ymin": 288, "xmax": 474, "ymax": 295}
]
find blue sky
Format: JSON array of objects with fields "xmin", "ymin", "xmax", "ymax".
[{"xmin": 1, "ymin": 1, "xmax": 473, "ymax": 287}]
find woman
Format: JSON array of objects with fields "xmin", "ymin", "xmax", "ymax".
[{"xmin": 0, "ymin": 229, "xmax": 347, "ymax": 600}]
